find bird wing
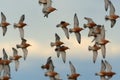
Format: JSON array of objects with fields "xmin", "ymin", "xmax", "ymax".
[
  {"xmin": 62, "ymin": 27, "xmax": 69, "ymax": 39},
  {"xmin": 111, "ymin": 20, "xmax": 116, "ymax": 28},
  {"xmin": 55, "ymin": 33, "xmax": 60, "ymax": 41},
  {"xmin": 3, "ymin": 65, "xmax": 11, "ymax": 77},
  {"xmin": 84, "ymin": 17, "xmax": 93, "ymax": 23},
  {"xmin": 1, "ymin": 12, "xmax": 6, "ymax": 22},
  {"xmin": 75, "ymin": 32, "xmax": 81, "ymax": 44},
  {"xmin": 19, "ymin": 14, "xmax": 25, "ymax": 23},
  {"xmin": 93, "ymin": 51, "xmax": 98, "ymax": 63},
  {"xmin": 74, "ymin": 13, "xmax": 79, "ymax": 27},
  {"xmin": 19, "ymin": 28, "xmax": 24, "ymax": 38},
  {"xmin": 109, "ymin": 0, "xmax": 115, "ymax": 15},
  {"xmin": 2, "ymin": 48, "xmax": 8, "ymax": 60},
  {"xmin": 2, "ymin": 27, "xmax": 7, "ymax": 36},
  {"xmin": 101, "ymin": 60, "xmax": 106, "ymax": 72},
  {"xmin": 101, "ymin": 45, "xmax": 106, "ymax": 58},
  {"xmin": 46, "ymin": 0, "xmax": 52, "ymax": 8},
  {"xmin": 22, "ymin": 48, "xmax": 28, "ymax": 60},
  {"xmin": 15, "ymin": 60, "xmax": 19, "ymax": 71},
  {"xmin": 12, "ymin": 47, "xmax": 18, "ymax": 56},
  {"xmin": 104, "ymin": 0, "xmax": 109, "ymax": 11},
  {"xmin": 69, "ymin": 61, "xmax": 76, "ymax": 74},
  {"xmin": 0, "ymin": 64, "xmax": 3, "ymax": 75},
  {"xmin": 100, "ymin": 25, "xmax": 105, "ymax": 39},
  {"xmin": 104, "ymin": 60, "xmax": 112, "ymax": 72},
  {"xmin": 48, "ymin": 59, "xmax": 54, "ymax": 71},
  {"xmin": 46, "ymin": 56, "xmax": 51, "ymax": 64},
  {"xmin": 61, "ymin": 51, "xmax": 66, "ymax": 63},
  {"xmin": 21, "ymin": 38, "xmax": 27, "ymax": 44}
]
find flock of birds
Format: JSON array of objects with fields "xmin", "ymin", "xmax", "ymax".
[
  {"xmin": 0, "ymin": 11, "xmax": 31, "ymax": 79},
  {"xmin": 0, "ymin": 0, "xmax": 119, "ymax": 80},
  {"xmin": 39, "ymin": 0, "xmax": 119, "ymax": 80}
]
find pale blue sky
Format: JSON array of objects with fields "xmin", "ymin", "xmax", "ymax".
[{"xmin": 0, "ymin": 0, "xmax": 120, "ymax": 80}]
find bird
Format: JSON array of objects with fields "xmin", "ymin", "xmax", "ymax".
[
  {"xmin": 104, "ymin": 0, "xmax": 119, "ymax": 28},
  {"xmin": 44, "ymin": 57, "xmax": 61, "ymax": 80},
  {"xmin": 42, "ymin": 0, "xmax": 56, "ymax": 18},
  {"xmin": 9, "ymin": 47, "xmax": 22, "ymax": 71},
  {"xmin": 51, "ymin": 33, "xmax": 64, "ymax": 57},
  {"xmin": 95, "ymin": 60, "xmax": 108, "ymax": 80},
  {"xmin": 84, "ymin": 17, "xmax": 97, "ymax": 37},
  {"xmin": 88, "ymin": 44, "xmax": 101, "ymax": 63},
  {"xmin": 0, "ymin": 12, "xmax": 10, "ymax": 36},
  {"xmin": 67, "ymin": 61, "xmax": 80, "ymax": 80},
  {"xmin": 50, "ymin": 33, "xmax": 64, "ymax": 48},
  {"xmin": 69, "ymin": 13, "xmax": 83, "ymax": 44},
  {"xmin": 104, "ymin": 60, "xmax": 116, "ymax": 79},
  {"xmin": 84, "ymin": 17, "xmax": 96, "ymax": 28},
  {"xmin": 95, "ymin": 60, "xmax": 116, "ymax": 80},
  {"xmin": 16, "ymin": 38, "xmax": 31, "ymax": 60},
  {"xmin": 56, "ymin": 21, "xmax": 70, "ymax": 39},
  {"xmin": 55, "ymin": 45, "xmax": 69, "ymax": 63},
  {"xmin": 2, "ymin": 48, "xmax": 11, "ymax": 79},
  {"xmin": 96, "ymin": 39, "xmax": 109, "ymax": 58},
  {"xmin": 14, "ymin": 14, "xmax": 27, "ymax": 38},
  {"xmin": 41, "ymin": 56, "xmax": 52, "ymax": 70}
]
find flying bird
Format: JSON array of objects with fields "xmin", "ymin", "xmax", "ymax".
[
  {"xmin": 84, "ymin": 17, "xmax": 96, "ymax": 28},
  {"xmin": 16, "ymin": 38, "xmax": 31, "ymax": 60},
  {"xmin": 67, "ymin": 61, "xmax": 80, "ymax": 80},
  {"xmin": 41, "ymin": 56, "xmax": 52, "ymax": 70},
  {"xmin": 0, "ymin": 12, "xmax": 10, "ymax": 36},
  {"xmin": 95, "ymin": 60, "xmax": 116, "ymax": 80},
  {"xmin": 44, "ymin": 57, "xmax": 62, "ymax": 80},
  {"xmin": 56, "ymin": 21, "xmax": 70, "ymax": 39},
  {"xmin": 14, "ymin": 14, "xmax": 27, "ymax": 38},
  {"xmin": 88, "ymin": 44, "xmax": 101, "ymax": 63},
  {"xmin": 55, "ymin": 45, "xmax": 69, "ymax": 63},
  {"xmin": 105, "ymin": 0, "xmax": 119, "ymax": 28},
  {"xmin": 9, "ymin": 47, "xmax": 22, "ymax": 71},
  {"xmin": 96, "ymin": 39, "xmax": 109, "ymax": 58},
  {"xmin": 50, "ymin": 33, "xmax": 64, "ymax": 57},
  {"xmin": 42, "ymin": 0, "xmax": 56, "ymax": 18},
  {"xmin": 69, "ymin": 13, "xmax": 83, "ymax": 44},
  {"xmin": 2, "ymin": 48, "xmax": 11, "ymax": 78},
  {"xmin": 50, "ymin": 33, "xmax": 64, "ymax": 48}
]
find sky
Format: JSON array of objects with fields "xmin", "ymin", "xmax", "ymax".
[{"xmin": 0, "ymin": 0, "xmax": 120, "ymax": 80}]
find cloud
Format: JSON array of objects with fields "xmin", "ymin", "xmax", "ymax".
[
  {"xmin": 28, "ymin": 39, "xmax": 55, "ymax": 58},
  {"xmin": 0, "ymin": 37, "xmax": 118, "ymax": 60}
]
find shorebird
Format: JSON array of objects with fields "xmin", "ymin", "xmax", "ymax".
[
  {"xmin": 67, "ymin": 61, "xmax": 80, "ymax": 80},
  {"xmin": 0, "ymin": 12, "xmax": 10, "ymax": 36},
  {"xmin": 42, "ymin": 0, "xmax": 56, "ymax": 18},
  {"xmin": 16, "ymin": 38, "xmax": 31, "ymax": 60},
  {"xmin": 56, "ymin": 21, "xmax": 70, "ymax": 39},
  {"xmin": 69, "ymin": 13, "xmax": 83, "ymax": 44},
  {"xmin": 104, "ymin": 0, "xmax": 119, "ymax": 28},
  {"xmin": 14, "ymin": 14, "xmax": 27, "ymax": 38},
  {"xmin": 9, "ymin": 48, "xmax": 22, "ymax": 71}
]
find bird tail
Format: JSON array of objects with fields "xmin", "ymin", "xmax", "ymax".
[
  {"xmin": 56, "ymin": 24, "xmax": 60, "ymax": 27},
  {"xmin": 105, "ymin": 15, "xmax": 109, "ymax": 21},
  {"xmin": 14, "ymin": 23, "xmax": 17, "ymax": 29},
  {"xmin": 83, "ymin": 24, "xmax": 87, "ymax": 28},
  {"xmin": 50, "ymin": 42, "xmax": 55, "ymax": 47},
  {"xmin": 16, "ymin": 45, "xmax": 21, "ymax": 48},
  {"xmin": 69, "ymin": 29, "xmax": 73, "ymax": 33},
  {"xmin": 88, "ymin": 46, "xmax": 92, "ymax": 51}
]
